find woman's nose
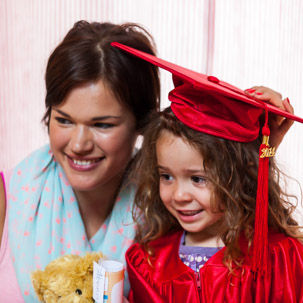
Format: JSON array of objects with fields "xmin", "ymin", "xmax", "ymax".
[{"xmin": 70, "ymin": 125, "xmax": 94, "ymax": 153}]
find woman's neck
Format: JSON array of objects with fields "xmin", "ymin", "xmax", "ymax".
[{"xmin": 74, "ymin": 175, "xmax": 123, "ymax": 240}]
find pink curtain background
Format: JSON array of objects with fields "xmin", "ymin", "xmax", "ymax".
[
  {"xmin": 0, "ymin": 0, "xmax": 212, "ymax": 170},
  {"xmin": 1, "ymin": 0, "xmax": 302, "ymax": 218},
  {"xmin": 211, "ymin": 1, "xmax": 303, "ymax": 221}
]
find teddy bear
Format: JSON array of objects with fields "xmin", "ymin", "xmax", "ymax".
[{"xmin": 31, "ymin": 252, "xmax": 103, "ymax": 303}]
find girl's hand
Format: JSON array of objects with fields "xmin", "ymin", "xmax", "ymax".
[
  {"xmin": 244, "ymin": 86, "xmax": 294, "ymax": 147},
  {"xmin": 123, "ymin": 296, "xmax": 130, "ymax": 303}
]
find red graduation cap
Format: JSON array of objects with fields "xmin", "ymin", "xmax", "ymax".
[{"xmin": 111, "ymin": 41, "xmax": 303, "ymax": 276}]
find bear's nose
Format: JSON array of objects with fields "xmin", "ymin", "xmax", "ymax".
[{"xmin": 75, "ymin": 289, "xmax": 82, "ymax": 295}]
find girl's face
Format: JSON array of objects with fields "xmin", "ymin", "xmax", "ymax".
[
  {"xmin": 156, "ymin": 132, "xmax": 223, "ymax": 245},
  {"xmin": 49, "ymin": 80, "xmax": 138, "ymax": 193}
]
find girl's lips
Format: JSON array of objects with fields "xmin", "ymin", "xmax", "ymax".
[
  {"xmin": 66, "ymin": 155, "xmax": 104, "ymax": 172},
  {"xmin": 177, "ymin": 209, "xmax": 203, "ymax": 222}
]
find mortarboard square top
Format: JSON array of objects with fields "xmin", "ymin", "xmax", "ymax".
[{"xmin": 111, "ymin": 42, "xmax": 303, "ymax": 143}]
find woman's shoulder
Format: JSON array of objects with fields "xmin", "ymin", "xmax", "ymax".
[
  {"xmin": 0, "ymin": 173, "xmax": 5, "ymax": 246},
  {"xmin": 14, "ymin": 144, "xmax": 52, "ymax": 169},
  {"xmin": 1, "ymin": 145, "xmax": 53, "ymax": 242},
  {"xmin": 8, "ymin": 144, "xmax": 53, "ymax": 186}
]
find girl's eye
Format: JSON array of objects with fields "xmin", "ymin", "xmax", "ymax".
[
  {"xmin": 55, "ymin": 117, "xmax": 72, "ymax": 125},
  {"xmin": 160, "ymin": 173, "xmax": 174, "ymax": 181},
  {"xmin": 191, "ymin": 176, "xmax": 206, "ymax": 184},
  {"xmin": 94, "ymin": 123, "xmax": 114, "ymax": 129}
]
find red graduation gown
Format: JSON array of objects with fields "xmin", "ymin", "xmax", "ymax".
[{"xmin": 126, "ymin": 230, "xmax": 303, "ymax": 302}]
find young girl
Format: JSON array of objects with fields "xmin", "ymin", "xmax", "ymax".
[{"xmin": 112, "ymin": 43, "xmax": 303, "ymax": 302}]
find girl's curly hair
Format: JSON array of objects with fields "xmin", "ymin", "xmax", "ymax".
[{"xmin": 131, "ymin": 108, "xmax": 303, "ymax": 268}]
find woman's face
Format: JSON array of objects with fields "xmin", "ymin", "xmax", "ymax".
[{"xmin": 49, "ymin": 80, "xmax": 138, "ymax": 192}]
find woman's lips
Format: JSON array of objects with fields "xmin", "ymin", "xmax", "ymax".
[{"xmin": 66, "ymin": 155, "xmax": 104, "ymax": 172}]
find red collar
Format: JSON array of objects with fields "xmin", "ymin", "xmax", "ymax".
[
  {"xmin": 148, "ymin": 229, "xmax": 287, "ymax": 282},
  {"xmin": 149, "ymin": 231, "xmax": 226, "ymax": 282}
]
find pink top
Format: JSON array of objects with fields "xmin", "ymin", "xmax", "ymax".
[{"xmin": 0, "ymin": 171, "xmax": 24, "ymax": 302}]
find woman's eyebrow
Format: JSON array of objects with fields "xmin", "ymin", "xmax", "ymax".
[
  {"xmin": 53, "ymin": 108, "xmax": 71, "ymax": 118},
  {"xmin": 91, "ymin": 116, "xmax": 120, "ymax": 121},
  {"xmin": 53, "ymin": 109, "xmax": 120, "ymax": 121}
]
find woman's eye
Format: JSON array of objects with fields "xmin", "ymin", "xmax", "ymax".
[
  {"xmin": 94, "ymin": 123, "xmax": 114, "ymax": 129},
  {"xmin": 55, "ymin": 117, "xmax": 71, "ymax": 125},
  {"xmin": 191, "ymin": 176, "xmax": 206, "ymax": 184}
]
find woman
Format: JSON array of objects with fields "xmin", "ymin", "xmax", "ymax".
[
  {"xmin": 0, "ymin": 20, "xmax": 160, "ymax": 302},
  {"xmin": 0, "ymin": 20, "xmax": 293, "ymax": 302}
]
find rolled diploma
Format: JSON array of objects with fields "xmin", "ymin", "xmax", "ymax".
[{"xmin": 99, "ymin": 259, "xmax": 124, "ymax": 303}]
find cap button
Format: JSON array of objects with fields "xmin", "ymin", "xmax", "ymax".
[{"xmin": 207, "ymin": 75, "xmax": 219, "ymax": 83}]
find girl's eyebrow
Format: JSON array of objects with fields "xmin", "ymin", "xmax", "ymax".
[
  {"xmin": 184, "ymin": 169, "xmax": 205, "ymax": 173},
  {"xmin": 53, "ymin": 109, "xmax": 120, "ymax": 121},
  {"xmin": 157, "ymin": 165, "xmax": 168, "ymax": 170},
  {"xmin": 157, "ymin": 165, "xmax": 205, "ymax": 174}
]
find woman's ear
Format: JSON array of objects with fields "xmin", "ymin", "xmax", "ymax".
[{"xmin": 132, "ymin": 134, "xmax": 143, "ymax": 158}]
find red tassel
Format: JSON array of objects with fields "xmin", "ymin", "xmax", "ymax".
[{"xmin": 252, "ymin": 122, "xmax": 275, "ymax": 277}]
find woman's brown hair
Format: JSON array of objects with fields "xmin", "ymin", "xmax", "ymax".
[
  {"xmin": 132, "ymin": 108, "xmax": 303, "ymax": 266},
  {"xmin": 43, "ymin": 20, "xmax": 160, "ymax": 132}
]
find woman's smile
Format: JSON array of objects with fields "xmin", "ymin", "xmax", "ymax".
[{"xmin": 66, "ymin": 154, "xmax": 105, "ymax": 172}]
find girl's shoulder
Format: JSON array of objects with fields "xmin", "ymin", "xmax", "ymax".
[
  {"xmin": 126, "ymin": 231, "xmax": 191, "ymax": 281},
  {"xmin": 269, "ymin": 230, "xmax": 303, "ymax": 256},
  {"xmin": 239, "ymin": 230, "xmax": 303, "ymax": 267},
  {"xmin": 266, "ymin": 229, "xmax": 303, "ymax": 253},
  {"xmin": 265, "ymin": 232, "xmax": 303, "ymax": 300},
  {"xmin": 126, "ymin": 231, "xmax": 203, "ymax": 303},
  {"xmin": 127, "ymin": 230, "xmax": 183, "ymax": 257}
]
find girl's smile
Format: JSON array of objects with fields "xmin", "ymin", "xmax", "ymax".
[{"xmin": 177, "ymin": 209, "xmax": 204, "ymax": 222}]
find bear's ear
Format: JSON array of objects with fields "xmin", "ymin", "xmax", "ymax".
[
  {"xmin": 78, "ymin": 252, "xmax": 102, "ymax": 273},
  {"xmin": 31, "ymin": 270, "xmax": 45, "ymax": 301}
]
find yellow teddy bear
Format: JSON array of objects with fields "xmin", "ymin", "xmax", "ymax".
[{"xmin": 31, "ymin": 252, "xmax": 103, "ymax": 303}]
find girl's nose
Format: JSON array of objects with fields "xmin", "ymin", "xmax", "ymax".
[
  {"xmin": 70, "ymin": 125, "xmax": 94, "ymax": 153},
  {"xmin": 172, "ymin": 182, "xmax": 192, "ymax": 203}
]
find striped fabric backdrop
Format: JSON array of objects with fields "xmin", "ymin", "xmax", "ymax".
[
  {"xmin": 212, "ymin": 1, "xmax": 303, "ymax": 220},
  {"xmin": 0, "ymin": 0, "xmax": 212, "ymax": 169},
  {"xmin": 0, "ymin": 0, "xmax": 302, "ymax": 219}
]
